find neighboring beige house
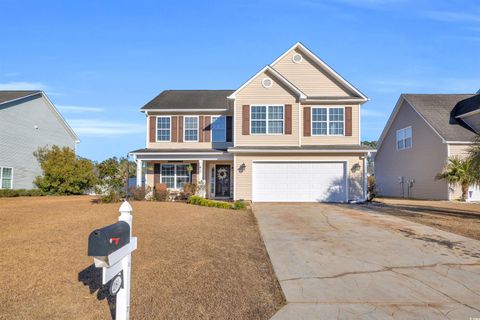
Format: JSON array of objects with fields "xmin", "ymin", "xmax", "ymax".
[
  {"xmin": 375, "ymin": 94, "xmax": 480, "ymax": 201},
  {"xmin": 130, "ymin": 42, "xmax": 373, "ymax": 202}
]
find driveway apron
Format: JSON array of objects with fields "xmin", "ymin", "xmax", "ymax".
[{"xmin": 253, "ymin": 203, "xmax": 480, "ymax": 320}]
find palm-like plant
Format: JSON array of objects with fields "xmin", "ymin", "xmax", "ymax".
[
  {"xmin": 436, "ymin": 157, "xmax": 474, "ymax": 201},
  {"xmin": 469, "ymin": 134, "xmax": 480, "ymax": 184}
]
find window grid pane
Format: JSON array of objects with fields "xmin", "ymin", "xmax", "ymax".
[
  {"xmin": 328, "ymin": 108, "xmax": 344, "ymax": 135},
  {"xmin": 184, "ymin": 117, "xmax": 198, "ymax": 141},
  {"xmin": 1, "ymin": 167, "xmax": 12, "ymax": 189},
  {"xmin": 161, "ymin": 165, "xmax": 175, "ymax": 188},
  {"xmin": 312, "ymin": 108, "xmax": 328, "ymax": 135},
  {"xmin": 157, "ymin": 117, "xmax": 171, "ymax": 141},
  {"xmin": 161, "ymin": 164, "xmax": 191, "ymax": 189},
  {"xmin": 267, "ymin": 106, "xmax": 283, "ymax": 134},
  {"xmin": 251, "ymin": 106, "xmax": 267, "ymax": 134}
]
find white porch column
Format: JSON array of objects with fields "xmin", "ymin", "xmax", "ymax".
[
  {"xmin": 198, "ymin": 160, "xmax": 206, "ymax": 197},
  {"xmin": 136, "ymin": 159, "xmax": 142, "ymax": 187}
]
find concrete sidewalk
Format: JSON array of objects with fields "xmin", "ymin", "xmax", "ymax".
[{"xmin": 253, "ymin": 203, "xmax": 480, "ymax": 320}]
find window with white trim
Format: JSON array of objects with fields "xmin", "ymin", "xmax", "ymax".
[
  {"xmin": 184, "ymin": 116, "xmax": 198, "ymax": 141},
  {"xmin": 311, "ymin": 107, "xmax": 344, "ymax": 136},
  {"xmin": 161, "ymin": 164, "xmax": 190, "ymax": 189},
  {"xmin": 396, "ymin": 126, "xmax": 412, "ymax": 150},
  {"xmin": 0, "ymin": 167, "xmax": 13, "ymax": 189},
  {"xmin": 251, "ymin": 105, "xmax": 284, "ymax": 134},
  {"xmin": 156, "ymin": 117, "xmax": 171, "ymax": 141},
  {"xmin": 211, "ymin": 116, "xmax": 226, "ymax": 142}
]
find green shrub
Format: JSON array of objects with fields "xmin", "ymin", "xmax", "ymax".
[
  {"xmin": 233, "ymin": 200, "xmax": 247, "ymax": 210},
  {"xmin": 34, "ymin": 145, "xmax": 97, "ymax": 195},
  {"xmin": 0, "ymin": 189, "xmax": 47, "ymax": 197},
  {"xmin": 98, "ymin": 189, "xmax": 121, "ymax": 203},
  {"xmin": 187, "ymin": 196, "xmax": 233, "ymax": 209}
]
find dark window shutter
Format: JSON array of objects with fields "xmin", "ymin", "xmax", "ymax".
[
  {"xmin": 154, "ymin": 164, "xmax": 160, "ymax": 186},
  {"xmin": 199, "ymin": 116, "xmax": 204, "ymax": 142},
  {"xmin": 171, "ymin": 116, "xmax": 178, "ymax": 142},
  {"xmin": 178, "ymin": 116, "xmax": 184, "ymax": 142},
  {"xmin": 242, "ymin": 105, "xmax": 250, "ymax": 135},
  {"xmin": 345, "ymin": 107, "xmax": 352, "ymax": 136},
  {"xmin": 285, "ymin": 104, "xmax": 292, "ymax": 134},
  {"xmin": 226, "ymin": 116, "xmax": 233, "ymax": 142},
  {"xmin": 149, "ymin": 116, "xmax": 156, "ymax": 142},
  {"xmin": 191, "ymin": 163, "xmax": 198, "ymax": 184},
  {"xmin": 303, "ymin": 107, "xmax": 311, "ymax": 136},
  {"xmin": 204, "ymin": 116, "xmax": 211, "ymax": 142}
]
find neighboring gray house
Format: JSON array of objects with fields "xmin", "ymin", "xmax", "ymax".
[
  {"xmin": 0, "ymin": 91, "xmax": 79, "ymax": 189},
  {"xmin": 375, "ymin": 94, "xmax": 480, "ymax": 201}
]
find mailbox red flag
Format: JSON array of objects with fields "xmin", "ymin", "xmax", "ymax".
[{"xmin": 110, "ymin": 238, "xmax": 120, "ymax": 246}]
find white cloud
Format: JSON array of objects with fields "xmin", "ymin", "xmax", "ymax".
[
  {"xmin": 361, "ymin": 108, "xmax": 385, "ymax": 117},
  {"xmin": 69, "ymin": 119, "xmax": 144, "ymax": 137},
  {"xmin": 0, "ymin": 81, "xmax": 48, "ymax": 90},
  {"xmin": 57, "ymin": 105, "xmax": 104, "ymax": 113},
  {"xmin": 425, "ymin": 11, "xmax": 480, "ymax": 23}
]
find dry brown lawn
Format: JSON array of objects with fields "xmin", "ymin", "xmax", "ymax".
[
  {"xmin": 0, "ymin": 196, "xmax": 284, "ymax": 320},
  {"xmin": 360, "ymin": 198, "xmax": 480, "ymax": 240}
]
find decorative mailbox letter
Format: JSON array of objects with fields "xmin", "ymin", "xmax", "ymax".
[{"xmin": 87, "ymin": 201, "xmax": 137, "ymax": 320}]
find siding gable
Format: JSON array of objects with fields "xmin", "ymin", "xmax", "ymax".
[{"xmin": 272, "ymin": 48, "xmax": 353, "ymax": 98}]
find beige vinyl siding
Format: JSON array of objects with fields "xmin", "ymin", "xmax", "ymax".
[
  {"xmin": 235, "ymin": 70, "xmax": 299, "ymax": 146},
  {"xmin": 272, "ymin": 48, "xmax": 352, "ymax": 97},
  {"xmin": 448, "ymin": 144, "xmax": 473, "ymax": 200},
  {"xmin": 234, "ymin": 153, "xmax": 365, "ymax": 201},
  {"xmin": 147, "ymin": 113, "xmax": 233, "ymax": 150},
  {"xmin": 375, "ymin": 101, "xmax": 449, "ymax": 200},
  {"xmin": 301, "ymin": 104, "xmax": 360, "ymax": 145}
]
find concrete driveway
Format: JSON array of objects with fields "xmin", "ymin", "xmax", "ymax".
[{"xmin": 253, "ymin": 203, "xmax": 480, "ymax": 320}]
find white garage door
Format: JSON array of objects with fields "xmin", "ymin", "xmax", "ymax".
[{"xmin": 252, "ymin": 161, "xmax": 347, "ymax": 202}]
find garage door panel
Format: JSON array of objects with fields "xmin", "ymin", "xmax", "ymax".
[{"xmin": 252, "ymin": 162, "xmax": 347, "ymax": 202}]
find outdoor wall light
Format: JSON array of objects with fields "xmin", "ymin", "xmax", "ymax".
[{"xmin": 238, "ymin": 163, "xmax": 246, "ymax": 173}]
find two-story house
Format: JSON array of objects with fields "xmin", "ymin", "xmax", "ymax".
[
  {"xmin": 0, "ymin": 90, "xmax": 79, "ymax": 189},
  {"xmin": 130, "ymin": 42, "xmax": 373, "ymax": 202},
  {"xmin": 375, "ymin": 93, "xmax": 480, "ymax": 201}
]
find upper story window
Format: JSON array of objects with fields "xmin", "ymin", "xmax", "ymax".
[
  {"xmin": 212, "ymin": 116, "xmax": 226, "ymax": 142},
  {"xmin": 184, "ymin": 116, "xmax": 198, "ymax": 142},
  {"xmin": 396, "ymin": 126, "xmax": 412, "ymax": 150},
  {"xmin": 0, "ymin": 167, "xmax": 13, "ymax": 189},
  {"xmin": 251, "ymin": 105, "xmax": 284, "ymax": 134},
  {"xmin": 156, "ymin": 116, "xmax": 171, "ymax": 142},
  {"xmin": 312, "ymin": 107, "xmax": 344, "ymax": 136}
]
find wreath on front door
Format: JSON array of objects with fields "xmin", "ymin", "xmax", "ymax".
[{"xmin": 217, "ymin": 167, "xmax": 228, "ymax": 180}]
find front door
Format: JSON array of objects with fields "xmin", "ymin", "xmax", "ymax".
[{"xmin": 215, "ymin": 165, "xmax": 231, "ymax": 198}]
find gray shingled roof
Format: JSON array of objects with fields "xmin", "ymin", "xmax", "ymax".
[
  {"xmin": 141, "ymin": 90, "xmax": 234, "ymax": 111},
  {"xmin": 403, "ymin": 94, "xmax": 478, "ymax": 142},
  {"xmin": 0, "ymin": 90, "xmax": 41, "ymax": 104}
]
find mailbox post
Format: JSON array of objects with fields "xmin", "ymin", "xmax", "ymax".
[{"xmin": 88, "ymin": 201, "xmax": 137, "ymax": 320}]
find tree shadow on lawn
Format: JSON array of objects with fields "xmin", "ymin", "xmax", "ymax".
[{"xmin": 78, "ymin": 264, "xmax": 115, "ymax": 319}]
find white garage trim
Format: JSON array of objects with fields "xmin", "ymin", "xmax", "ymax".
[{"xmin": 252, "ymin": 160, "xmax": 349, "ymax": 202}]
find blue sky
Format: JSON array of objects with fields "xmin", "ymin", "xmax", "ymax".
[{"xmin": 0, "ymin": 0, "xmax": 479, "ymax": 161}]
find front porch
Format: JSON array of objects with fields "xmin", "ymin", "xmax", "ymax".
[{"xmin": 131, "ymin": 149, "xmax": 234, "ymax": 200}]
